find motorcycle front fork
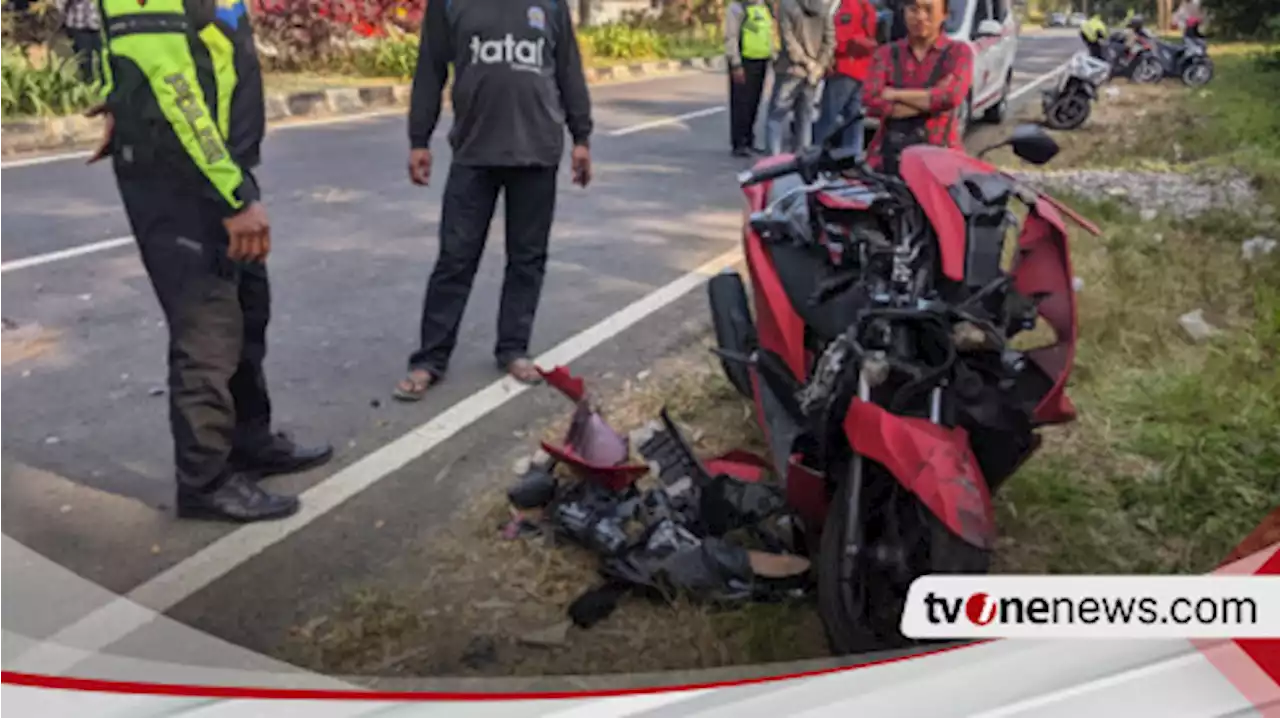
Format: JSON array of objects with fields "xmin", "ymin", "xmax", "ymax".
[{"xmin": 839, "ymin": 378, "xmax": 944, "ymax": 584}]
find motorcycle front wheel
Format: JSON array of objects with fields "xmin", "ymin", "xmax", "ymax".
[
  {"xmin": 1044, "ymin": 92, "xmax": 1092, "ymax": 130},
  {"xmin": 817, "ymin": 459, "xmax": 991, "ymax": 656},
  {"xmin": 1182, "ymin": 60, "xmax": 1213, "ymax": 87},
  {"xmin": 1132, "ymin": 55, "xmax": 1164, "ymax": 84}
]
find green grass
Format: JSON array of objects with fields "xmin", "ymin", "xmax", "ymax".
[{"xmin": 993, "ymin": 48, "xmax": 1280, "ymax": 574}]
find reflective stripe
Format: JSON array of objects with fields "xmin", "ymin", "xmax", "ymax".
[
  {"xmin": 109, "ymin": 33, "xmax": 244, "ymax": 211},
  {"xmin": 198, "ymin": 23, "xmax": 236, "ymax": 139},
  {"xmin": 105, "ymin": 12, "xmax": 188, "ymax": 38}
]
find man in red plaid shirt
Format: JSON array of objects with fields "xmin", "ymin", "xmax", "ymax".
[{"xmin": 861, "ymin": 0, "xmax": 973, "ymax": 173}]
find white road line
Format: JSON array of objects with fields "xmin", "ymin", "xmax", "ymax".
[
  {"xmin": 0, "ymin": 235, "xmax": 134, "ymax": 274},
  {"xmin": 0, "ymin": 69, "xmax": 722, "ymax": 172},
  {"xmin": 608, "ymin": 106, "xmax": 726, "ymax": 136},
  {"xmin": 10, "ymin": 245, "xmax": 745, "ymax": 676},
  {"xmin": 1008, "ymin": 61, "xmax": 1069, "ymax": 102},
  {"xmin": 0, "ymin": 148, "xmax": 95, "ymax": 169},
  {"xmin": 0, "ymin": 106, "xmax": 728, "ymax": 273}
]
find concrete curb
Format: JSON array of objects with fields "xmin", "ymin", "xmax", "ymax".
[{"xmin": 1, "ymin": 55, "xmax": 726, "ymax": 157}]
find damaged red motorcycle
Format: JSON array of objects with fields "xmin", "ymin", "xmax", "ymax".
[{"xmin": 707, "ymin": 122, "xmax": 1101, "ymax": 654}]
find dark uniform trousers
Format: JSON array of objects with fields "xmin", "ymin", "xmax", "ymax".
[
  {"xmin": 409, "ymin": 163, "xmax": 558, "ymax": 377},
  {"xmin": 729, "ymin": 58, "xmax": 769, "ymax": 151},
  {"xmin": 117, "ymin": 172, "xmax": 274, "ymax": 491}
]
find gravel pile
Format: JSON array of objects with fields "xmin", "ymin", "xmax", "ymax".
[{"xmin": 1010, "ymin": 169, "xmax": 1260, "ymax": 219}]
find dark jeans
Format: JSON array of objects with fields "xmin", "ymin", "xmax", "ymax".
[
  {"xmin": 729, "ymin": 58, "xmax": 769, "ymax": 151},
  {"xmin": 65, "ymin": 27, "xmax": 101, "ymax": 84},
  {"xmin": 116, "ymin": 174, "xmax": 273, "ymax": 491},
  {"xmin": 410, "ymin": 163, "xmax": 558, "ymax": 376},
  {"xmin": 814, "ymin": 75, "xmax": 865, "ymax": 155}
]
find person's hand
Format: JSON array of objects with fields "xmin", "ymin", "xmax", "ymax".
[
  {"xmin": 223, "ymin": 202, "xmax": 271, "ymax": 263},
  {"xmin": 571, "ymin": 144, "xmax": 592, "ymax": 188},
  {"xmin": 84, "ymin": 103, "xmax": 113, "ymax": 164},
  {"xmin": 731, "ymin": 66, "xmax": 746, "ymax": 83},
  {"xmin": 408, "ymin": 148, "xmax": 432, "ymax": 186}
]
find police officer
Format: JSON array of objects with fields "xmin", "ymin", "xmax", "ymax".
[
  {"xmin": 725, "ymin": 0, "xmax": 774, "ymax": 156},
  {"xmin": 90, "ymin": 0, "xmax": 332, "ymax": 522}
]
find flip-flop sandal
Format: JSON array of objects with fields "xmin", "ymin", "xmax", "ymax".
[
  {"xmin": 392, "ymin": 369, "xmax": 437, "ymax": 402},
  {"xmin": 505, "ymin": 358, "xmax": 544, "ymax": 386}
]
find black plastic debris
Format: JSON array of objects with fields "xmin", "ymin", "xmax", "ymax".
[
  {"xmin": 503, "ymin": 389, "xmax": 812, "ymax": 627},
  {"xmin": 507, "ymin": 464, "xmax": 559, "ymax": 510}
]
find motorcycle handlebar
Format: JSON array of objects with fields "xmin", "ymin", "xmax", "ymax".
[{"xmin": 737, "ymin": 146, "xmax": 864, "ymax": 188}]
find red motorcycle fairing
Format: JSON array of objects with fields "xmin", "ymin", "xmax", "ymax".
[
  {"xmin": 898, "ymin": 145, "xmax": 1082, "ymax": 425},
  {"xmin": 897, "ymin": 145, "xmax": 985, "ymax": 282},
  {"xmin": 843, "ymin": 399, "xmax": 996, "ymax": 550},
  {"xmin": 1013, "ymin": 196, "xmax": 1079, "ymax": 425},
  {"xmin": 742, "ymin": 158, "xmax": 809, "ymax": 382}
]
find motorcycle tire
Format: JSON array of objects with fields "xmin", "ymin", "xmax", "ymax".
[
  {"xmin": 708, "ymin": 270, "xmax": 757, "ymax": 400},
  {"xmin": 1132, "ymin": 55, "xmax": 1163, "ymax": 84},
  {"xmin": 817, "ymin": 460, "xmax": 990, "ymax": 656},
  {"xmin": 1181, "ymin": 60, "xmax": 1213, "ymax": 87},
  {"xmin": 1044, "ymin": 93, "xmax": 1092, "ymax": 131}
]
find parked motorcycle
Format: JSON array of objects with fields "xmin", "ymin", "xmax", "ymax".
[
  {"xmin": 1042, "ymin": 50, "xmax": 1113, "ymax": 130},
  {"xmin": 708, "ymin": 121, "xmax": 1101, "ymax": 653},
  {"xmin": 1111, "ymin": 28, "xmax": 1213, "ymax": 86}
]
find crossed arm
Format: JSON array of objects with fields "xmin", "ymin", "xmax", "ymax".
[{"xmin": 862, "ymin": 43, "xmax": 974, "ymax": 119}]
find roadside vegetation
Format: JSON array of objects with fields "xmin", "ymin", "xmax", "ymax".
[
  {"xmin": 282, "ymin": 43, "xmax": 1280, "ymax": 678},
  {"xmin": 0, "ymin": 0, "xmax": 722, "ymax": 119}
]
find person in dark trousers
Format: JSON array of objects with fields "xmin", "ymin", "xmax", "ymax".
[
  {"xmin": 861, "ymin": 0, "xmax": 972, "ymax": 174},
  {"xmin": 814, "ymin": 0, "xmax": 877, "ymax": 152},
  {"xmin": 90, "ymin": 0, "xmax": 332, "ymax": 522},
  {"xmin": 396, "ymin": 0, "xmax": 593, "ymax": 400},
  {"xmin": 725, "ymin": 0, "xmax": 774, "ymax": 156},
  {"xmin": 54, "ymin": 0, "xmax": 100, "ymax": 83}
]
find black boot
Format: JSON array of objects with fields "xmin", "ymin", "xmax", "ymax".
[
  {"xmin": 176, "ymin": 473, "xmax": 300, "ymax": 522},
  {"xmin": 230, "ymin": 432, "xmax": 333, "ymax": 478}
]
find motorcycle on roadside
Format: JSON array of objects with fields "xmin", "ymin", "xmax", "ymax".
[
  {"xmin": 1108, "ymin": 23, "xmax": 1213, "ymax": 87},
  {"xmin": 707, "ymin": 118, "xmax": 1101, "ymax": 653},
  {"xmin": 1042, "ymin": 50, "xmax": 1113, "ymax": 130}
]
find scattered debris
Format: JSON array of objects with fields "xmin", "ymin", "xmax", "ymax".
[
  {"xmin": 1139, "ymin": 208, "xmax": 1158, "ymax": 222},
  {"xmin": 148, "ymin": 386, "xmax": 166, "ymax": 397},
  {"xmin": 44, "ymin": 436, "xmax": 61, "ymax": 445},
  {"xmin": 151, "ymin": 544, "xmax": 161, "ymax": 555},
  {"xmin": 59, "ymin": 504, "xmax": 71, "ymax": 513},
  {"xmin": 519, "ymin": 620, "xmax": 572, "ymax": 648},
  {"xmin": 636, "ymin": 369, "xmax": 652, "ymax": 382},
  {"xmin": 504, "ymin": 368, "xmax": 810, "ymax": 628},
  {"xmin": 77, "ymin": 294, "xmax": 92, "ymax": 301},
  {"xmin": 1104, "ymin": 86, "xmax": 1121, "ymax": 99},
  {"xmin": 1178, "ymin": 309, "xmax": 1222, "ymax": 342},
  {"xmin": 1072, "ymin": 277, "xmax": 1085, "ymax": 292},
  {"xmin": 1241, "ymin": 236, "xmax": 1278, "ymax": 262},
  {"xmin": 370, "ymin": 399, "xmax": 382, "ymax": 408}
]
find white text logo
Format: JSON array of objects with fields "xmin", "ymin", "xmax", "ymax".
[{"xmin": 470, "ymin": 34, "xmax": 546, "ymax": 71}]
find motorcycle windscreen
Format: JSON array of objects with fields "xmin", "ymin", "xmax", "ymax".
[{"xmin": 843, "ymin": 398, "xmax": 996, "ymax": 550}]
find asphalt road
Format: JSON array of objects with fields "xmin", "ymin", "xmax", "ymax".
[{"xmin": 1, "ymin": 33, "xmax": 1079, "ymax": 664}]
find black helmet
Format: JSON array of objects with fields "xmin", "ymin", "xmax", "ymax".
[{"xmin": 1127, "ymin": 14, "xmax": 1145, "ymax": 29}]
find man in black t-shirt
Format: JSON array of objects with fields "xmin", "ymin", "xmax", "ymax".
[{"xmin": 396, "ymin": 0, "xmax": 595, "ymax": 400}]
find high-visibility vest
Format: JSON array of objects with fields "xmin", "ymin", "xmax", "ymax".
[
  {"xmin": 1082, "ymin": 16, "xmax": 1107, "ymax": 42},
  {"xmin": 740, "ymin": 4, "xmax": 773, "ymax": 61}
]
